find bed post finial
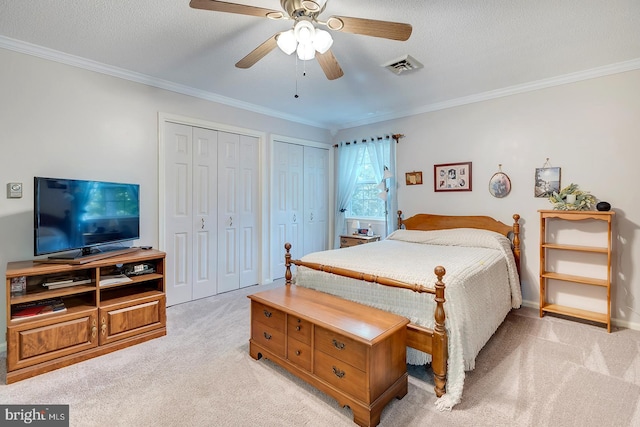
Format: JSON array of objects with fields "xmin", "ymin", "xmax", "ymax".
[
  {"xmin": 397, "ymin": 210, "xmax": 403, "ymax": 230},
  {"xmin": 432, "ymin": 265, "xmax": 447, "ymax": 398},
  {"xmin": 284, "ymin": 243, "xmax": 293, "ymax": 286},
  {"xmin": 512, "ymin": 214, "xmax": 521, "ymax": 274}
]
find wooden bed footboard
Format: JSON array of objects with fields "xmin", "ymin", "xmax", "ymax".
[{"xmin": 284, "ymin": 243, "xmax": 448, "ymax": 397}]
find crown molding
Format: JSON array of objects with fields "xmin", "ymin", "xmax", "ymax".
[
  {"xmin": 0, "ymin": 35, "xmax": 326, "ymax": 129},
  {"xmin": 339, "ymin": 57, "xmax": 640, "ymax": 130}
]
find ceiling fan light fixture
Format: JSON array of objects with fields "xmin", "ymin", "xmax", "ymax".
[
  {"xmin": 296, "ymin": 42, "xmax": 316, "ymax": 60},
  {"xmin": 277, "ymin": 30, "xmax": 297, "ymax": 55},
  {"xmin": 312, "ymin": 29, "xmax": 333, "ymax": 54}
]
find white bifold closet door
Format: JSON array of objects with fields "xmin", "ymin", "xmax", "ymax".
[
  {"xmin": 164, "ymin": 122, "xmax": 217, "ymax": 306},
  {"xmin": 164, "ymin": 122, "xmax": 259, "ymax": 305},
  {"xmin": 217, "ymin": 132, "xmax": 259, "ymax": 293},
  {"xmin": 303, "ymin": 146, "xmax": 329, "ymax": 255},
  {"xmin": 272, "ymin": 140, "xmax": 329, "ymax": 280}
]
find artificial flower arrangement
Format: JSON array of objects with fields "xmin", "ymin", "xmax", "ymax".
[{"xmin": 548, "ymin": 183, "xmax": 597, "ymax": 211}]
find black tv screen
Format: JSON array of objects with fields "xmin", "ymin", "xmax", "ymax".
[{"xmin": 34, "ymin": 177, "xmax": 140, "ymax": 257}]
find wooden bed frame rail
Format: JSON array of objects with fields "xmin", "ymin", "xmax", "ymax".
[{"xmin": 284, "ymin": 242, "xmax": 448, "ymax": 397}]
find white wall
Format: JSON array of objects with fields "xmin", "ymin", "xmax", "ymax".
[
  {"xmin": 334, "ymin": 69, "xmax": 640, "ymax": 329},
  {"xmin": 0, "ymin": 48, "xmax": 330, "ymax": 350}
]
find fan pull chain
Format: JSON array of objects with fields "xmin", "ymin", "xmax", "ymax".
[{"xmin": 294, "ymin": 54, "xmax": 299, "ymax": 98}]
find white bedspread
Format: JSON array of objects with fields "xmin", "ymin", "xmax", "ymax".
[{"xmin": 293, "ymin": 228, "xmax": 521, "ymax": 410}]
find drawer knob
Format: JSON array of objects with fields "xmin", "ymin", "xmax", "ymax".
[
  {"xmin": 263, "ymin": 309, "xmax": 272, "ymax": 318},
  {"xmin": 263, "ymin": 332, "xmax": 272, "ymax": 340},
  {"xmin": 296, "ymin": 325, "xmax": 301, "ymax": 331},
  {"xmin": 332, "ymin": 339, "xmax": 345, "ymax": 350},
  {"xmin": 295, "ymin": 350, "xmax": 301, "ymax": 356},
  {"xmin": 332, "ymin": 366, "xmax": 345, "ymax": 379}
]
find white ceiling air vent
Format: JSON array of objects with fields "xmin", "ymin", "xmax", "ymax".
[{"xmin": 382, "ymin": 55, "xmax": 424, "ymax": 75}]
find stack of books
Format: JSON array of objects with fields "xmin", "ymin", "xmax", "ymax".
[{"xmin": 12, "ymin": 297, "xmax": 67, "ymax": 319}]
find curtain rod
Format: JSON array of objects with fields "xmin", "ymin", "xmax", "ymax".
[{"xmin": 333, "ymin": 133, "xmax": 404, "ymax": 148}]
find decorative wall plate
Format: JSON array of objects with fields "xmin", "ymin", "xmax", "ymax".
[{"xmin": 489, "ymin": 171, "xmax": 511, "ymax": 198}]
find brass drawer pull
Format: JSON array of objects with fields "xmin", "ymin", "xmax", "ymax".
[
  {"xmin": 263, "ymin": 309, "xmax": 272, "ymax": 318},
  {"xmin": 332, "ymin": 366, "xmax": 345, "ymax": 379},
  {"xmin": 332, "ymin": 339, "xmax": 345, "ymax": 350},
  {"xmin": 263, "ymin": 332, "xmax": 272, "ymax": 340}
]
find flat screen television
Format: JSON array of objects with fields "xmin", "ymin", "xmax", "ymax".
[{"xmin": 34, "ymin": 177, "xmax": 140, "ymax": 259}]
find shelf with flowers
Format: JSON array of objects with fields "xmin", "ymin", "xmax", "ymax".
[{"xmin": 548, "ymin": 183, "xmax": 596, "ymax": 211}]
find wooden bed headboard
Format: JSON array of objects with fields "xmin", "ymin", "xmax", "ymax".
[{"xmin": 396, "ymin": 211, "xmax": 521, "ymax": 274}]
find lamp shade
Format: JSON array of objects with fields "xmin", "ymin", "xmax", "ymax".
[
  {"xmin": 277, "ymin": 30, "xmax": 296, "ymax": 55},
  {"xmin": 312, "ymin": 29, "xmax": 333, "ymax": 54},
  {"xmin": 296, "ymin": 42, "xmax": 316, "ymax": 60},
  {"xmin": 383, "ymin": 166, "xmax": 393, "ymax": 180},
  {"xmin": 294, "ymin": 20, "xmax": 315, "ymax": 44}
]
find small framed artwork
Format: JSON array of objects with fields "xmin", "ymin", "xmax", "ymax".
[
  {"xmin": 434, "ymin": 162, "xmax": 472, "ymax": 192},
  {"xmin": 534, "ymin": 167, "xmax": 561, "ymax": 197},
  {"xmin": 489, "ymin": 172, "xmax": 511, "ymax": 198},
  {"xmin": 405, "ymin": 171, "xmax": 423, "ymax": 185}
]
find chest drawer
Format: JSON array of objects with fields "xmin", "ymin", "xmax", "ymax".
[
  {"xmin": 315, "ymin": 326, "xmax": 366, "ymax": 370},
  {"xmin": 287, "ymin": 315, "xmax": 312, "ymax": 345},
  {"xmin": 287, "ymin": 337, "xmax": 312, "ymax": 371},
  {"xmin": 251, "ymin": 322, "xmax": 285, "ymax": 357},
  {"xmin": 251, "ymin": 301, "xmax": 285, "ymax": 333},
  {"xmin": 314, "ymin": 348, "xmax": 368, "ymax": 402}
]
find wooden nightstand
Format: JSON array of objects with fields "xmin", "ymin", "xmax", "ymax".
[{"xmin": 340, "ymin": 234, "xmax": 381, "ymax": 248}]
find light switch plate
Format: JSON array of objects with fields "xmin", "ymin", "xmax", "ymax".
[{"xmin": 7, "ymin": 182, "xmax": 23, "ymax": 198}]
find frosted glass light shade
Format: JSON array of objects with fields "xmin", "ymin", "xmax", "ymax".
[
  {"xmin": 277, "ymin": 30, "xmax": 297, "ymax": 55},
  {"xmin": 312, "ymin": 29, "xmax": 333, "ymax": 54},
  {"xmin": 294, "ymin": 20, "xmax": 315, "ymax": 44},
  {"xmin": 297, "ymin": 42, "xmax": 316, "ymax": 60}
]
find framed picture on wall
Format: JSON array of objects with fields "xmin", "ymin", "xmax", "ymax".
[
  {"xmin": 534, "ymin": 167, "xmax": 561, "ymax": 197},
  {"xmin": 434, "ymin": 162, "xmax": 472, "ymax": 192},
  {"xmin": 405, "ymin": 171, "xmax": 423, "ymax": 185}
]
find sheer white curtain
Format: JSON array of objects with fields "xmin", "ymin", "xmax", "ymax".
[
  {"xmin": 334, "ymin": 141, "xmax": 364, "ymax": 248},
  {"xmin": 366, "ymin": 135, "xmax": 397, "ymax": 237}
]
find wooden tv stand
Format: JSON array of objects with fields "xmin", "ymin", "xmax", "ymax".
[
  {"xmin": 5, "ymin": 249, "xmax": 166, "ymax": 383},
  {"xmin": 248, "ymin": 285, "xmax": 409, "ymax": 427}
]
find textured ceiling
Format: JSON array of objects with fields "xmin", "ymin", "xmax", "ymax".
[{"xmin": 1, "ymin": 0, "xmax": 639, "ymax": 130}]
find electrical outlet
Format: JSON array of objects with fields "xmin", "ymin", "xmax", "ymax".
[{"xmin": 7, "ymin": 182, "xmax": 22, "ymax": 198}]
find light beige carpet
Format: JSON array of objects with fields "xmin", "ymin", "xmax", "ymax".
[{"xmin": 2, "ymin": 282, "xmax": 640, "ymax": 427}]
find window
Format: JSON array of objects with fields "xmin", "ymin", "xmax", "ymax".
[{"xmin": 348, "ymin": 149, "xmax": 385, "ymax": 219}]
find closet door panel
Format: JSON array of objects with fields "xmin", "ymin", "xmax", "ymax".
[
  {"xmin": 192, "ymin": 127, "xmax": 218, "ymax": 300},
  {"xmin": 304, "ymin": 146, "xmax": 329, "ymax": 255},
  {"xmin": 164, "ymin": 122, "xmax": 194, "ymax": 306},
  {"xmin": 272, "ymin": 141, "xmax": 304, "ymax": 279},
  {"xmin": 218, "ymin": 132, "xmax": 241, "ymax": 293},
  {"xmin": 239, "ymin": 135, "xmax": 259, "ymax": 287}
]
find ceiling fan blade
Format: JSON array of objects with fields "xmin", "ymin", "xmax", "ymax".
[
  {"xmin": 326, "ymin": 15, "xmax": 412, "ymax": 41},
  {"xmin": 189, "ymin": 0, "xmax": 284, "ymax": 19},
  {"xmin": 235, "ymin": 33, "xmax": 280, "ymax": 69},
  {"xmin": 316, "ymin": 50, "xmax": 344, "ymax": 80}
]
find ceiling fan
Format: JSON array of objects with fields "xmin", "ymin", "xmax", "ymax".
[{"xmin": 189, "ymin": 0, "xmax": 412, "ymax": 80}]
